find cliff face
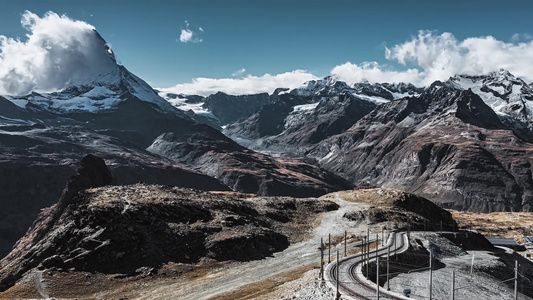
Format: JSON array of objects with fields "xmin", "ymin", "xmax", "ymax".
[
  {"xmin": 310, "ymin": 84, "xmax": 533, "ymax": 212},
  {"xmin": 224, "ymin": 92, "xmax": 377, "ymax": 157}
]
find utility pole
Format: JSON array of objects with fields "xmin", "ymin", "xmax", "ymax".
[
  {"xmin": 320, "ymin": 238, "xmax": 324, "ymax": 281},
  {"xmin": 394, "ymin": 232, "xmax": 398, "ymax": 260},
  {"xmin": 367, "ymin": 228, "xmax": 370, "ymax": 277},
  {"xmin": 361, "ymin": 236, "xmax": 365, "ymax": 263},
  {"xmin": 328, "ymin": 233, "xmax": 331, "ymax": 263},
  {"xmin": 470, "ymin": 254, "xmax": 475, "ymax": 275},
  {"xmin": 387, "ymin": 244, "xmax": 390, "ymax": 291},
  {"xmin": 344, "ymin": 230, "xmax": 347, "ymax": 257},
  {"xmin": 451, "ymin": 270, "xmax": 455, "ymax": 300},
  {"xmin": 429, "ymin": 249, "xmax": 433, "ymax": 300},
  {"xmin": 336, "ymin": 249, "xmax": 340, "ymax": 300},
  {"xmin": 381, "ymin": 227, "xmax": 384, "ymax": 246},
  {"xmin": 377, "ymin": 256, "xmax": 380, "ymax": 300},
  {"xmin": 515, "ymin": 260, "xmax": 518, "ymax": 300}
]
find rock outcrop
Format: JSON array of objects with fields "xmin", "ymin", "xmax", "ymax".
[{"xmin": 0, "ymin": 168, "xmax": 338, "ymax": 292}]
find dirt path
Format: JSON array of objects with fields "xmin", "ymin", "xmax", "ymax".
[{"xmin": 136, "ymin": 196, "xmax": 369, "ymax": 300}]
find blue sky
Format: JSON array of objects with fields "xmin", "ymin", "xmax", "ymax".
[{"xmin": 1, "ymin": 0, "xmax": 533, "ymax": 95}]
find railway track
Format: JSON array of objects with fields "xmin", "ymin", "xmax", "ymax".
[{"xmin": 326, "ymin": 232, "xmax": 409, "ymax": 299}]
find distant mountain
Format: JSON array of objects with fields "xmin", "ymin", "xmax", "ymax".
[
  {"xmin": 448, "ymin": 69, "xmax": 533, "ymax": 140},
  {"xmin": 175, "ymin": 70, "xmax": 533, "ymax": 213},
  {"xmin": 309, "ymin": 81, "xmax": 533, "ymax": 212},
  {"xmin": 224, "ymin": 91, "xmax": 377, "ymax": 157},
  {"xmin": 221, "ymin": 77, "xmax": 421, "ymax": 156}
]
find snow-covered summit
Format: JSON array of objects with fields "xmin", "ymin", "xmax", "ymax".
[
  {"xmin": 448, "ymin": 69, "xmax": 533, "ymax": 117},
  {"xmin": 2, "ymin": 29, "xmax": 176, "ymax": 114}
]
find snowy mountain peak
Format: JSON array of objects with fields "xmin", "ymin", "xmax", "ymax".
[
  {"xmin": 447, "ymin": 69, "xmax": 533, "ymax": 130},
  {"xmin": 2, "ymin": 29, "xmax": 176, "ymax": 114}
]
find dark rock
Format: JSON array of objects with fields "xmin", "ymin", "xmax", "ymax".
[
  {"xmin": 202, "ymin": 92, "xmax": 272, "ymax": 124},
  {"xmin": 0, "ymin": 184, "xmax": 336, "ymax": 292}
]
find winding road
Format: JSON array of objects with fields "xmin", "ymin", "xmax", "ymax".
[{"xmin": 326, "ymin": 232, "xmax": 410, "ymax": 300}]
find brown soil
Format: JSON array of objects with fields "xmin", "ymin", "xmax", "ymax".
[
  {"xmin": 450, "ymin": 210, "xmax": 533, "ymax": 243},
  {"xmin": 206, "ymin": 264, "xmax": 315, "ymax": 300}
]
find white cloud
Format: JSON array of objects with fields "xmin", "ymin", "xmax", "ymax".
[
  {"xmin": 332, "ymin": 31, "xmax": 533, "ymax": 87},
  {"xmin": 159, "ymin": 70, "xmax": 318, "ymax": 96},
  {"xmin": 383, "ymin": 30, "xmax": 533, "ymax": 85},
  {"xmin": 331, "ymin": 62, "xmax": 422, "ymax": 85},
  {"xmin": 166, "ymin": 30, "xmax": 533, "ymax": 96},
  {"xmin": 179, "ymin": 20, "xmax": 203, "ymax": 43},
  {"xmin": 179, "ymin": 29, "xmax": 194, "ymax": 42},
  {"xmin": 511, "ymin": 33, "xmax": 533, "ymax": 43},
  {"xmin": 0, "ymin": 11, "xmax": 117, "ymax": 95},
  {"xmin": 231, "ymin": 68, "xmax": 246, "ymax": 77}
]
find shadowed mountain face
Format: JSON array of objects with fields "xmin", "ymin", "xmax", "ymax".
[
  {"xmin": 147, "ymin": 124, "xmax": 353, "ymax": 197},
  {"xmin": 224, "ymin": 92, "xmax": 377, "ymax": 157},
  {"xmin": 309, "ymin": 83, "xmax": 533, "ymax": 212}
]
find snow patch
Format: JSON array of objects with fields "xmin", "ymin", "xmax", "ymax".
[{"xmin": 352, "ymin": 93, "xmax": 390, "ymax": 104}]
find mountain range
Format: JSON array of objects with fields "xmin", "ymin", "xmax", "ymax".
[{"xmin": 2, "ymin": 27, "xmax": 533, "ymax": 259}]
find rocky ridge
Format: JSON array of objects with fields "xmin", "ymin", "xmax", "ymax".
[
  {"xmin": 310, "ymin": 82, "xmax": 533, "ymax": 212},
  {"xmin": 0, "ymin": 155, "xmax": 338, "ymax": 293}
]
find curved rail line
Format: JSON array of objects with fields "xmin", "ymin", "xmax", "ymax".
[{"xmin": 326, "ymin": 232, "xmax": 409, "ymax": 300}]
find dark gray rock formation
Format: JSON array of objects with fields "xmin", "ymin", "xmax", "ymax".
[{"xmin": 309, "ymin": 83, "xmax": 533, "ymax": 212}]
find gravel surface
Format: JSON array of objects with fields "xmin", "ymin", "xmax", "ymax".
[
  {"xmin": 388, "ymin": 232, "xmax": 533, "ymax": 300},
  {"xmin": 135, "ymin": 195, "xmax": 370, "ymax": 300}
]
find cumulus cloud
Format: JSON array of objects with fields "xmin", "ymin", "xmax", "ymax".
[
  {"xmin": 0, "ymin": 11, "xmax": 117, "ymax": 95},
  {"xmin": 384, "ymin": 30, "xmax": 533, "ymax": 85},
  {"xmin": 331, "ymin": 62, "xmax": 421, "ymax": 85},
  {"xmin": 179, "ymin": 20, "xmax": 203, "ymax": 43},
  {"xmin": 331, "ymin": 31, "xmax": 533, "ymax": 87},
  {"xmin": 165, "ymin": 30, "xmax": 533, "ymax": 95},
  {"xmin": 511, "ymin": 33, "xmax": 533, "ymax": 43},
  {"xmin": 159, "ymin": 70, "xmax": 318, "ymax": 96}
]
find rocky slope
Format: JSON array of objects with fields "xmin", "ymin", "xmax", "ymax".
[
  {"xmin": 147, "ymin": 124, "xmax": 353, "ymax": 197},
  {"xmin": 225, "ymin": 91, "xmax": 377, "ymax": 156},
  {"xmin": 326, "ymin": 188, "xmax": 458, "ymax": 231},
  {"xmin": 0, "ymin": 155, "xmax": 338, "ymax": 293},
  {"xmin": 449, "ymin": 69, "xmax": 533, "ymax": 141},
  {"xmin": 309, "ymin": 81, "xmax": 533, "ymax": 212},
  {"xmin": 221, "ymin": 77, "xmax": 422, "ymax": 157}
]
